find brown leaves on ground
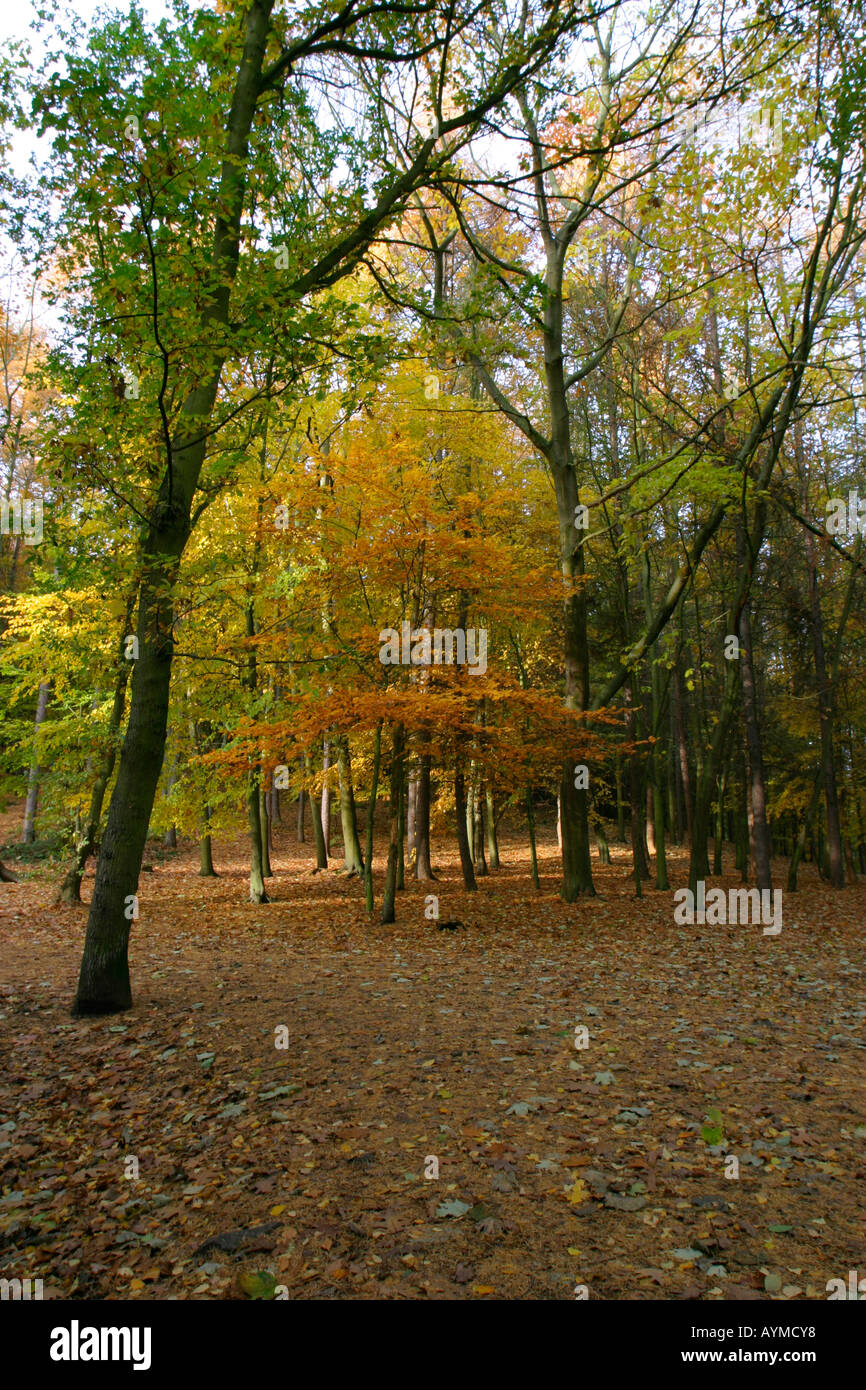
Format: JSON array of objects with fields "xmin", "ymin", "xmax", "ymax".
[{"xmin": 1, "ymin": 818, "xmax": 864, "ymax": 1300}]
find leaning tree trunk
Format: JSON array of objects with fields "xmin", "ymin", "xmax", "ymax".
[
  {"xmin": 73, "ymin": 5, "xmax": 275, "ymax": 1014},
  {"xmin": 58, "ymin": 626, "xmax": 132, "ymax": 904},
  {"xmin": 0, "ymin": 860, "xmax": 19, "ymax": 882}
]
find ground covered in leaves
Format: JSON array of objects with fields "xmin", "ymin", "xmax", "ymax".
[{"xmin": 1, "ymin": 809, "xmax": 864, "ymax": 1301}]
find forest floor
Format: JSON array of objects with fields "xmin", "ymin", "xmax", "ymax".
[{"xmin": 0, "ymin": 803, "xmax": 864, "ymax": 1301}]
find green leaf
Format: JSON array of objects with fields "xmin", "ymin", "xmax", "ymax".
[{"xmin": 238, "ymin": 1270, "xmax": 278, "ymax": 1300}]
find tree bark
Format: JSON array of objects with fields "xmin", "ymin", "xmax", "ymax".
[
  {"xmin": 364, "ymin": 722, "xmax": 382, "ymax": 914},
  {"xmin": 336, "ymin": 734, "xmax": 364, "ymax": 875},
  {"xmin": 22, "ymin": 680, "xmax": 50, "ymax": 845},
  {"xmin": 73, "ymin": 3, "xmax": 276, "ymax": 1013},
  {"xmin": 454, "ymin": 761, "xmax": 477, "ymax": 892},
  {"xmin": 381, "ymin": 723, "xmax": 404, "ymax": 923}
]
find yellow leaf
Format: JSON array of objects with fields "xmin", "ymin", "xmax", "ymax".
[
  {"xmin": 566, "ymin": 1178, "xmax": 589, "ymax": 1206},
  {"xmin": 474, "ymin": 1285, "xmax": 495, "ymax": 1296},
  {"xmin": 270, "ymin": 1204, "xmax": 286, "ymax": 1216}
]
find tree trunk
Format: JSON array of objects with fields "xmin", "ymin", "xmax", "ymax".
[
  {"xmin": 297, "ymin": 787, "xmax": 306, "ymax": 842},
  {"xmin": 454, "ymin": 762, "xmax": 477, "ymax": 892},
  {"xmin": 321, "ymin": 739, "xmax": 332, "ymax": 859},
  {"xmin": 526, "ymin": 787, "xmax": 540, "ymax": 889},
  {"xmin": 805, "ymin": 532, "xmax": 845, "ymax": 888},
  {"xmin": 615, "ymin": 750, "xmax": 627, "ymax": 842},
  {"xmin": 364, "ymin": 722, "xmax": 382, "ymax": 914},
  {"xmin": 414, "ymin": 752, "xmax": 434, "ymax": 879},
  {"xmin": 21, "ymin": 680, "xmax": 50, "ymax": 845},
  {"xmin": 396, "ymin": 763, "xmax": 406, "ymax": 890},
  {"xmin": 485, "ymin": 785, "xmax": 500, "ymax": 868},
  {"xmin": 381, "ymin": 724, "xmax": 404, "ymax": 923},
  {"xmin": 407, "ymin": 770, "xmax": 417, "ymax": 866},
  {"xmin": 0, "ymin": 860, "xmax": 19, "ymax": 882},
  {"xmin": 259, "ymin": 784, "xmax": 272, "ymax": 876},
  {"xmin": 336, "ymin": 735, "xmax": 364, "ymax": 875},
  {"xmin": 73, "ymin": 5, "xmax": 277, "ymax": 1013},
  {"xmin": 306, "ymin": 754, "xmax": 328, "ymax": 872},
  {"xmin": 473, "ymin": 773, "xmax": 488, "ymax": 876},
  {"xmin": 58, "ymin": 635, "xmax": 131, "ymax": 904},
  {"xmin": 737, "ymin": 567, "xmax": 772, "ymax": 892},
  {"xmin": 247, "ymin": 776, "xmax": 269, "ymax": 903},
  {"xmin": 199, "ymin": 811, "xmax": 217, "ymax": 877}
]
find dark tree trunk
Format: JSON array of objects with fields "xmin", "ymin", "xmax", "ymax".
[
  {"xmin": 737, "ymin": 571, "xmax": 772, "ymax": 892},
  {"xmin": 247, "ymin": 776, "xmax": 269, "ymax": 903},
  {"xmin": 58, "ymin": 635, "xmax": 132, "ymax": 904},
  {"xmin": 806, "ymin": 534, "xmax": 845, "ymax": 888},
  {"xmin": 414, "ymin": 752, "xmax": 434, "ymax": 879},
  {"xmin": 73, "ymin": 4, "xmax": 277, "ymax": 1014},
  {"xmin": 526, "ymin": 787, "xmax": 540, "ymax": 888},
  {"xmin": 381, "ymin": 724, "xmax": 404, "ymax": 923}
]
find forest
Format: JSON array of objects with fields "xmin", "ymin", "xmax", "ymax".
[{"xmin": 0, "ymin": 0, "xmax": 865, "ymax": 1320}]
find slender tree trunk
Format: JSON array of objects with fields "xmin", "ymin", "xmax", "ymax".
[
  {"xmin": 22, "ymin": 680, "xmax": 50, "ymax": 845},
  {"xmin": 58, "ymin": 634, "xmax": 132, "ymax": 904},
  {"xmin": 713, "ymin": 770, "xmax": 727, "ymax": 876},
  {"xmin": 805, "ymin": 533, "xmax": 845, "ymax": 888},
  {"xmin": 485, "ymin": 785, "xmax": 500, "ymax": 868},
  {"xmin": 381, "ymin": 724, "xmax": 404, "ymax": 924},
  {"xmin": 321, "ymin": 739, "xmax": 332, "ymax": 859},
  {"xmin": 473, "ymin": 773, "xmax": 488, "ymax": 876},
  {"xmin": 364, "ymin": 722, "xmax": 382, "ymax": 914},
  {"xmin": 526, "ymin": 787, "xmax": 540, "ymax": 889},
  {"xmin": 615, "ymin": 750, "xmax": 627, "ymax": 842},
  {"xmin": 737, "ymin": 569, "xmax": 772, "ymax": 892},
  {"xmin": 625, "ymin": 683, "xmax": 650, "ymax": 881},
  {"xmin": 673, "ymin": 665, "xmax": 693, "ymax": 845},
  {"xmin": 306, "ymin": 753, "xmax": 328, "ymax": 872},
  {"xmin": 454, "ymin": 761, "xmax": 477, "ymax": 892},
  {"xmin": 415, "ymin": 751, "xmax": 434, "ymax": 879},
  {"xmin": 407, "ymin": 770, "xmax": 417, "ymax": 866},
  {"xmin": 336, "ymin": 735, "xmax": 364, "ymax": 875},
  {"xmin": 690, "ymin": 660, "xmax": 738, "ymax": 893},
  {"xmin": 296, "ymin": 787, "xmax": 306, "ymax": 842},
  {"xmin": 396, "ymin": 763, "xmax": 406, "ymax": 891},
  {"xmin": 595, "ymin": 817, "xmax": 611, "ymax": 865},
  {"xmin": 247, "ymin": 776, "xmax": 269, "ymax": 903}
]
